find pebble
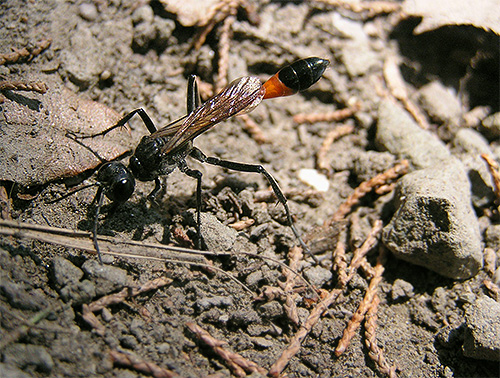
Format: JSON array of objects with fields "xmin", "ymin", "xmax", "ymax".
[
  {"xmin": 82, "ymin": 260, "xmax": 128, "ymax": 296},
  {"xmin": 391, "ymin": 279, "xmax": 414, "ymax": 300},
  {"xmin": 3, "ymin": 344, "xmax": 54, "ymax": 373},
  {"xmin": 52, "ymin": 256, "xmax": 83, "ymax": 287},
  {"xmin": 196, "ymin": 295, "xmax": 234, "ymax": 311},
  {"xmin": 481, "ymin": 112, "xmax": 500, "ymax": 140},
  {"xmin": 60, "ymin": 279, "xmax": 97, "ymax": 304},
  {"xmin": 298, "ymin": 169, "xmax": 330, "ymax": 192},
  {"xmin": 0, "ymin": 281, "xmax": 47, "ymax": 311},
  {"xmin": 258, "ymin": 300, "xmax": 284, "ymax": 319},
  {"xmin": 416, "ymin": 81, "xmax": 462, "ymax": 124},
  {"xmin": 375, "ymin": 99, "xmax": 451, "ymax": 169},
  {"xmin": 0, "ymin": 363, "xmax": 33, "ymax": 378},
  {"xmin": 485, "ymin": 224, "xmax": 500, "ymax": 251},
  {"xmin": 382, "ymin": 159, "xmax": 482, "ymax": 279},
  {"xmin": 79, "ymin": 3, "xmax": 98, "ymax": 21},
  {"xmin": 463, "ymin": 296, "xmax": 500, "ymax": 361},
  {"xmin": 303, "ymin": 265, "xmax": 333, "ymax": 287},
  {"xmin": 452, "ymin": 128, "xmax": 496, "ymax": 207},
  {"xmin": 191, "ymin": 211, "xmax": 237, "ymax": 252}
]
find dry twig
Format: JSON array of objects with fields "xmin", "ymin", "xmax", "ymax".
[
  {"xmin": 82, "ymin": 277, "xmax": 173, "ymax": 335},
  {"xmin": 481, "ymin": 153, "xmax": 500, "ymax": 201},
  {"xmin": 281, "ymin": 246, "xmax": 305, "ymax": 326},
  {"xmin": 0, "ymin": 39, "xmax": 51, "ymax": 65},
  {"xmin": 329, "ymin": 160, "xmax": 409, "ymax": 224},
  {"xmin": 239, "ymin": 113, "xmax": 269, "ymax": 144},
  {"xmin": 187, "ymin": 322, "xmax": 267, "ymax": 377},
  {"xmin": 335, "ymin": 243, "xmax": 386, "ymax": 356},
  {"xmin": 316, "ymin": 125, "xmax": 355, "ymax": 174},
  {"xmin": 269, "ymin": 220, "xmax": 383, "ymax": 377},
  {"xmin": 110, "ymin": 350, "xmax": 179, "ymax": 378},
  {"xmin": 0, "ymin": 80, "xmax": 48, "ymax": 94},
  {"xmin": 383, "ymin": 56, "xmax": 430, "ymax": 130},
  {"xmin": 293, "ymin": 103, "xmax": 360, "ymax": 125}
]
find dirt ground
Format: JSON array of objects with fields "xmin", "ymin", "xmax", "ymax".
[{"xmin": 1, "ymin": 1, "xmax": 499, "ymax": 377}]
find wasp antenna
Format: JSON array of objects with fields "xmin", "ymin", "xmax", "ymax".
[{"xmin": 263, "ymin": 57, "xmax": 329, "ymax": 99}]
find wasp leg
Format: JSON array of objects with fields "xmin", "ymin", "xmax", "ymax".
[
  {"xmin": 190, "ymin": 147, "xmax": 315, "ymax": 261},
  {"xmin": 91, "ymin": 186, "xmax": 105, "ymax": 264},
  {"xmin": 79, "ymin": 108, "xmax": 158, "ymax": 138},
  {"xmin": 186, "ymin": 75, "xmax": 201, "ymax": 113},
  {"xmin": 178, "ymin": 160, "xmax": 203, "ymax": 249}
]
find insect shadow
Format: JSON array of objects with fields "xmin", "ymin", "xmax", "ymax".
[{"xmin": 59, "ymin": 57, "xmax": 329, "ymax": 263}]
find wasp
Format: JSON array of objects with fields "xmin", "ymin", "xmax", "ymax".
[{"xmin": 78, "ymin": 57, "xmax": 329, "ymax": 262}]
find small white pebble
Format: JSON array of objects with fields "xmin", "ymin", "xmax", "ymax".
[
  {"xmin": 298, "ymin": 169, "xmax": 329, "ymax": 192},
  {"xmin": 79, "ymin": 3, "xmax": 98, "ymax": 21}
]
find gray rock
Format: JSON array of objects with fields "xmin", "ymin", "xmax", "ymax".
[
  {"xmin": 303, "ymin": 265, "xmax": 333, "ymax": 288},
  {"xmin": 391, "ymin": 279, "xmax": 414, "ymax": 300},
  {"xmin": 353, "ymin": 151, "xmax": 396, "ymax": 182},
  {"xmin": 52, "ymin": 256, "xmax": 83, "ymax": 287},
  {"xmin": 82, "ymin": 260, "xmax": 128, "ymax": 296},
  {"xmin": 463, "ymin": 296, "xmax": 500, "ymax": 361},
  {"xmin": 376, "ymin": 100, "xmax": 450, "ymax": 169},
  {"xmin": 258, "ymin": 300, "xmax": 284, "ymax": 319},
  {"xmin": 0, "ymin": 363, "xmax": 33, "ymax": 378},
  {"xmin": 383, "ymin": 159, "xmax": 482, "ymax": 279},
  {"xmin": 0, "ymin": 281, "xmax": 47, "ymax": 311},
  {"xmin": 79, "ymin": 3, "xmax": 98, "ymax": 21},
  {"xmin": 191, "ymin": 211, "xmax": 237, "ymax": 252},
  {"xmin": 60, "ymin": 279, "xmax": 96, "ymax": 304},
  {"xmin": 481, "ymin": 112, "xmax": 500, "ymax": 140},
  {"xmin": 416, "ymin": 81, "xmax": 462, "ymax": 124},
  {"xmin": 3, "ymin": 344, "xmax": 54, "ymax": 373},
  {"xmin": 451, "ymin": 129, "xmax": 496, "ymax": 207},
  {"xmin": 61, "ymin": 25, "xmax": 104, "ymax": 88},
  {"xmin": 485, "ymin": 224, "xmax": 500, "ymax": 251},
  {"xmin": 196, "ymin": 295, "xmax": 234, "ymax": 311}
]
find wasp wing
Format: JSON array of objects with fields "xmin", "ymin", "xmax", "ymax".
[{"xmin": 155, "ymin": 76, "xmax": 265, "ymax": 155}]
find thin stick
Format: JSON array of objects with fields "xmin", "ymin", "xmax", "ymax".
[
  {"xmin": 316, "ymin": 125, "xmax": 355, "ymax": 174},
  {"xmin": 269, "ymin": 220, "xmax": 383, "ymax": 377},
  {"xmin": 0, "ymin": 39, "xmax": 52, "ymax": 65},
  {"xmin": 187, "ymin": 322, "xmax": 268, "ymax": 376},
  {"xmin": 110, "ymin": 349, "xmax": 179, "ymax": 378}
]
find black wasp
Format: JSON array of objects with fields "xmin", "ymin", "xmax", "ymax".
[{"xmin": 78, "ymin": 57, "xmax": 329, "ymax": 263}]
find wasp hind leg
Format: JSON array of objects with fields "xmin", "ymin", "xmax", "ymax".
[
  {"xmin": 190, "ymin": 147, "xmax": 316, "ymax": 262},
  {"xmin": 178, "ymin": 160, "xmax": 203, "ymax": 249}
]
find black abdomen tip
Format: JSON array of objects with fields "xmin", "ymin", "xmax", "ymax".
[{"xmin": 278, "ymin": 57, "xmax": 330, "ymax": 92}]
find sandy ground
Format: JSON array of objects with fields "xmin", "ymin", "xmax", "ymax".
[{"xmin": 1, "ymin": 1, "xmax": 499, "ymax": 377}]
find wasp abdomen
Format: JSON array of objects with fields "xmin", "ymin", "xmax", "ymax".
[{"xmin": 263, "ymin": 57, "xmax": 329, "ymax": 99}]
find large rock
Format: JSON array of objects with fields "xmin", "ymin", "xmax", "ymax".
[{"xmin": 383, "ymin": 159, "xmax": 482, "ymax": 279}]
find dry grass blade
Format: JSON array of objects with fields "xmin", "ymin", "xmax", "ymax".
[
  {"xmin": 0, "ymin": 39, "xmax": 51, "ymax": 65},
  {"xmin": 110, "ymin": 349, "xmax": 179, "ymax": 378},
  {"xmin": 186, "ymin": 322, "xmax": 268, "ymax": 377},
  {"xmin": 215, "ymin": 13, "xmax": 235, "ymax": 92}
]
